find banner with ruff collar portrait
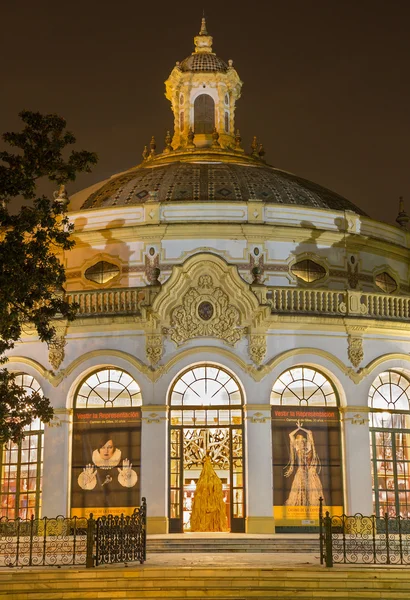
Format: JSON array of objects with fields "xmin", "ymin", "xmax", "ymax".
[
  {"xmin": 271, "ymin": 406, "xmax": 343, "ymax": 528},
  {"xmin": 71, "ymin": 408, "xmax": 141, "ymax": 517}
]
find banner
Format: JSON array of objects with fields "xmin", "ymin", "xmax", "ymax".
[
  {"xmin": 271, "ymin": 406, "xmax": 342, "ymax": 527},
  {"xmin": 71, "ymin": 408, "xmax": 141, "ymax": 517}
]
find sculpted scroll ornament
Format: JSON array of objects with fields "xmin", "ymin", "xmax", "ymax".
[
  {"xmin": 168, "ymin": 274, "xmax": 246, "ymax": 346},
  {"xmin": 249, "ymin": 334, "xmax": 266, "ymax": 365},
  {"xmin": 348, "ymin": 335, "xmax": 364, "ymax": 369},
  {"xmin": 146, "ymin": 335, "xmax": 163, "ymax": 366}
]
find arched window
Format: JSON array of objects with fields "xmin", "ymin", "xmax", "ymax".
[
  {"xmin": 194, "ymin": 94, "xmax": 215, "ymax": 134},
  {"xmin": 271, "ymin": 366, "xmax": 337, "ymax": 406},
  {"xmin": 179, "ymin": 110, "xmax": 184, "ymax": 133},
  {"xmin": 71, "ymin": 368, "xmax": 142, "ymax": 518},
  {"xmin": 75, "ymin": 368, "xmax": 142, "ymax": 408},
  {"xmin": 369, "ymin": 370, "xmax": 410, "ymax": 517},
  {"xmin": 270, "ymin": 366, "xmax": 342, "ymax": 531},
  {"xmin": 0, "ymin": 374, "xmax": 44, "ymax": 519},
  {"xmin": 169, "ymin": 364, "xmax": 245, "ymax": 533}
]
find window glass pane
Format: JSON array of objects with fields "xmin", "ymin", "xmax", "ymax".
[
  {"xmin": 171, "ymin": 365, "xmax": 242, "ymax": 407},
  {"xmin": 0, "ymin": 373, "xmax": 44, "ymax": 519},
  {"xmin": 75, "ymin": 368, "xmax": 142, "ymax": 408},
  {"xmin": 271, "ymin": 367, "xmax": 337, "ymax": 407}
]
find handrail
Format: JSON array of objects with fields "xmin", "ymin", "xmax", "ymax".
[{"xmin": 66, "ymin": 286, "xmax": 410, "ymax": 321}]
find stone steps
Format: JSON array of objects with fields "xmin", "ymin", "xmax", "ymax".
[
  {"xmin": 1, "ymin": 567, "xmax": 409, "ymax": 599},
  {"xmin": 146, "ymin": 536, "xmax": 319, "ymax": 553}
]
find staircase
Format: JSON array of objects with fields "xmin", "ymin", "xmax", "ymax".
[
  {"xmin": 1, "ymin": 566, "xmax": 409, "ymax": 599},
  {"xmin": 147, "ymin": 533, "xmax": 319, "ymax": 553}
]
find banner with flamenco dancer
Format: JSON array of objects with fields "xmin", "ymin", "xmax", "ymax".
[
  {"xmin": 71, "ymin": 408, "xmax": 141, "ymax": 518},
  {"xmin": 271, "ymin": 406, "xmax": 342, "ymax": 527}
]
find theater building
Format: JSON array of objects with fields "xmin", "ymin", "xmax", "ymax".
[{"xmin": 3, "ymin": 19, "xmax": 410, "ymax": 534}]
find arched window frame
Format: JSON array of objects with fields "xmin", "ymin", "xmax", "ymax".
[
  {"xmin": 0, "ymin": 374, "xmax": 44, "ymax": 520},
  {"xmin": 193, "ymin": 93, "xmax": 215, "ymax": 134},
  {"xmin": 74, "ymin": 367, "xmax": 142, "ymax": 409},
  {"xmin": 368, "ymin": 370, "xmax": 410, "ymax": 518},
  {"xmin": 270, "ymin": 366, "xmax": 338, "ymax": 407}
]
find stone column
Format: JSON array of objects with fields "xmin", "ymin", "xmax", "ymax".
[
  {"xmin": 140, "ymin": 406, "xmax": 168, "ymax": 534},
  {"xmin": 342, "ymin": 410, "xmax": 373, "ymax": 515},
  {"xmin": 245, "ymin": 407, "xmax": 275, "ymax": 533},
  {"xmin": 41, "ymin": 409, "xmax": 71, "ymax": 517}
]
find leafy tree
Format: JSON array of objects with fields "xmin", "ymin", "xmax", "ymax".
[{"xmin": 0, "ymin": 110, "xmax": 97, "ymax": 442}]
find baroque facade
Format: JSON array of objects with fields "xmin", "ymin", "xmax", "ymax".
[{"xmin": 3, "ymin": 19, "xmax": 410, "ymax": 534}]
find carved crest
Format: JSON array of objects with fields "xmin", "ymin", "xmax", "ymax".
[
  {"xmin": 168, "ymin": 274, "xmax": 245, "ymax": 346},
  {"xmin": 151, "ymin": 254, "xmax": 270, "ymax": 349}
]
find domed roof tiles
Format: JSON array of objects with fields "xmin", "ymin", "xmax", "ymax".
[
  {"xmin": 179, "ymin": 53, "xmax": 228, "ymax": 73},
  {"xmin": 80, "ymin": 160, "xmax": 366, "ymax": 215}
]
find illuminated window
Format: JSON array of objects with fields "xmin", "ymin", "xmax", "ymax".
[
  {"xmin": 369, "ymin": 370, "xmax": 410, "ymax": 517},
  {"xmin": 271, "ymin": 366, "xmax": 337, "ymax": 406},
  {"xmin": 75, "ymin": 368, "xmax": 142, "ymax": 408},
  {"xmin": 169, "ymin": 365, "xmax": 244, "ymax": 532},
  {"xmin": 84, "ymin": 261, "xmax": 120, "ymax": 284},
  {"xmin": 291, "ymin": 259, "xmax": 326, "ymax": 283},
  {"xmin": 0, "ymin": 374, "xmax": 44, "ymax": 520},
  {"xmin": 170, "ymin": 365, "xmax": 242, "ymax": 407}
]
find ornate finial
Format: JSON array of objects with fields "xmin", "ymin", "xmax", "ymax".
[
  {"xmin": 142, "ymin": 145, "xmax": 149, "ymax": 161},
  {"xmin": 164, "ymin": 131, "xmax": 173, "ymax": 153},
  {"xmin": 251, "ymin": 136, "xmax": 259, "ymax": 157},
  {"xmin": 200, "ymin": 14, "xmax": 208, "ymax": 35},
  {"xmin": 235, "ymin": 130, "xmax": 243, "ymax": 151},
  {"xmin": 252, "ymin": 266, "xmax": 263, "ymax": 285},
  {"xmin": 187, "ymin": 127, "xmax": 196, "ymax": 149},
  {"xmin": 228, "ymin": 59, "xmax": 234, "ymax": 68},
  {"xmin": 212, "ymin": 127, "xmax": 221, "ymax": 148},
  {"xmin": 53, "ymin": 184, "xmax": 69, "ymax": 205},
  {"xmin": 151, "ymin": 267, "xmax": 161, "ymax": 286},
  {"xmin": 150, "ymin": 136, "xmax": 156, "ymax": 157},
  {"xmin": 258, "ymin": 144, "xmax": 266, "ymax": 161},
  {"xmin": 194, "ymin": 14, "xmax": 212, "ymax": 53},
  {"xmin": 396, "ymin": 196, "xmax": 410, "ymax": 228}
]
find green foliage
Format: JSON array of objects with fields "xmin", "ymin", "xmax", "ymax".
[{"xmin": 0, "ymin": 111, "xmax": 97, "ymax": 442}]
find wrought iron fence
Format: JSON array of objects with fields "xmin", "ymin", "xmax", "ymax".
[
  {"xmin": 95, "ymin": 500, "xmax": 147, "ymax": 566},
  {"xmin": 319, "ymin": 498, "xmax": 410, "ymax": 567},
  {"xmin": 0, "ymin": 498, "xmax": 146, "ymax": 568}
]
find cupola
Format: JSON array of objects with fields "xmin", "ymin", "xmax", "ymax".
[{"xmin": 165, "ymin": 17, "xmax": 243, "ymax": 150}]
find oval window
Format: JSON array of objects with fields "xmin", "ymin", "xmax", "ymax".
[
  {"xmin": 85, "ymin": 261, "xmax": 120, "ymax": 284},
  {"xmin": 290, "ymin": 259, "xmax": 326, "ymax": 283}
]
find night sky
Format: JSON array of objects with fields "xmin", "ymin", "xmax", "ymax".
[{"xmin": 2, "ymin": 0, "xmax": 410, "ymax": 224}]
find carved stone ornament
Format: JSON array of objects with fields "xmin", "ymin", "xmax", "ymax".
[
  {"xmin": 151, "ymin": 253, "xmax": 270, "ymax": 349},
  {"xmin": 249, "ymin": 334, "xmax": 267, "ymax": 365},
  {"xmin": 347, "ymin": 262, "xmax": 359, "ymax": 290},
  {"xmin": 48, "ymin": 335, "xmax": 67, "ymax": 371},
  {"xmin": 250, "ymin": 411, "xmax": 268, "ymax": 423},
  {"xmin": 168, "ymin": 274, "xmax": 246, "ymax": 346},
  {"xmin": 146, "ymin": 334, "xmax": 163, "ymax": 366},
  {"xmin": 348, "ymin": 335, "xmax": 364, "ymax": 369}
]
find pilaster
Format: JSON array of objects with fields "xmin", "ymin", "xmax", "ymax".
[
  {"xmin": 140, "ymin": 405, "xmax": 169, "ymax": 533},
  {"xmin": 244, "ymin": 407, "xmax": 275, "ymax": 533},
  {"xmin": 42, "ymin": 408, "xmax": 71, "ymax": 517},
  {"xmin": 342, "ymin": 409, "xmax": 373, "ymax": 515}
]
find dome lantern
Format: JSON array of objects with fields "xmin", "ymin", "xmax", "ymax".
[{"xmin": 165, "ymin": 16, "xmax": 242, "ymax": 151}]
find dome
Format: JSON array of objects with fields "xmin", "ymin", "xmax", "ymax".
[
  {"xmin": 79, "ymin": 155, "xmax": 366, "ymax": 215},
  {"xmin": 179, "ymin": 53, "xmax": 228, "ymax": 73}
]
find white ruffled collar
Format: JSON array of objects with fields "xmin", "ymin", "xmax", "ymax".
[{"xmin": 92, "ymin": 447, "xmax": 122, "ymax": 469}]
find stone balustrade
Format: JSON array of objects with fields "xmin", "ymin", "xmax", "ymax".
[{"xmin": 66, "ymin": 286, "xmax": 410, "ymax": 321}]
